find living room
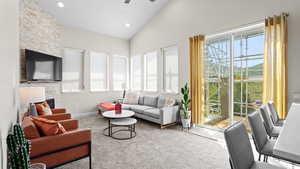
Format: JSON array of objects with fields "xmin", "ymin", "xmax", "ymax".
[{"xmin": 1, "ymin": 0, "xmax": 300, "ymax": 169}]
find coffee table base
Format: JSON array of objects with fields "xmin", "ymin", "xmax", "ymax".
[{"xmin": 103, "ymin": 118, "xmax": 137, "ymax": 140}]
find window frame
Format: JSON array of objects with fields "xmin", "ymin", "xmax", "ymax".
[
  {"xmin": 112, "ymin": 55, "xmax": 129, "ymax": 91},
  {"xmin": 143, "ymin": 51, "xmax": 159, "ymax": 92},
  {"xmin": 130, "ymin": 55, "xmax": 143, "ymax": 91},
  {"xmin": 204, "ymin": 23, "xmax": 265, "ymax": 126},
  {"xmin": 162, "ymin": 45, "xmax": 179, "ymax": 94},
  {"xmin": 89, "ymin": 51, "xmax": 109, "ymax": 92},
  {"xmin": 61, "ymin": 47, "xmax": 85, "ymax": 93}
]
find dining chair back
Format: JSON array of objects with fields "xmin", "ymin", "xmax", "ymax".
[
  {"xmin": 248, "ymin": 112, "xmax": 268, "ymax": 154},
  {"xmin": 259, "ymin": 105, "xmax": 274, "ymax": 136},
  {"xmin": 224, "ymin": 121, "xmax": 254, "ymax": 169},
  {"xmin": 267, "ymin": 101, "xmax": 280, "ymax": 124}
]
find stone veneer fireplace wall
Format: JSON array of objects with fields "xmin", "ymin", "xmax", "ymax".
[{"xmin": 19, "ymin": 0, "xmax": 62, "ymax": 106}]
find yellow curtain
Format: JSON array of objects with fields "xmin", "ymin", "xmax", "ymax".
[
  {"xmin": 263, "ymin": 13, "xmax": 288, "ymax": 119},
  {"xmin": 189, "ymin": 35, "xmax": 205, "ymax": 125}
]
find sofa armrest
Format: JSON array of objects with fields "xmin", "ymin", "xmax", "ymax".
[
  {"xmin": 51, "ymin": 108, "xmax": 66, "ymax": 114},
  {"xmin": 30, "ymin": 129, "xmax": 91, "ymax": 158},
  {"xmin": 59, "ymin": 119, "xmax": 78, "ymax": 131},
  {"xmin": 160, "ymin": 105, "xmax": 180, "ymax": 125},
  {"xmin": 39, "ymin": 113, "xmax": 71, "ymax": 121}
]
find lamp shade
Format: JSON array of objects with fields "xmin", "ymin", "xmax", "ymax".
[{"xmin": 19, "ymin": 87, "xmax": 46, "ymax": 110}]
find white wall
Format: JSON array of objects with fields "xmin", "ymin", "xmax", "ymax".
[
  {"xmin": 0, "ymin": 0, "xmax": 19, "ymax": 168},
  {"xmin": 60, "ymin": 26, "xmax": 130, "ymax": 114},
  {"xmin": 130, "ymin": 0, "xmax": 300, "ymax": 105}
]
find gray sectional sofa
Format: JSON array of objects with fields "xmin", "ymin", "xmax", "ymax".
[{"xmin": 122, "ymin": 95, "xmax": 180, "ymax": 128}]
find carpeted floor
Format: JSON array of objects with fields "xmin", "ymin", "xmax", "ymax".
[{"xmin": 57, "ymin": 114, "xmax": 229, "ymax": 169}]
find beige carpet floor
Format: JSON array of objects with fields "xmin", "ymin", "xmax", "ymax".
[{"xmin": 57, "ymin": 114, "xmax": 229, "ymax": 169}]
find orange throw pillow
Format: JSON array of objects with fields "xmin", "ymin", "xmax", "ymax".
[
  {"xmin": 31, "ymin": 117, "xmax": 66, "ymax": 136},
  {"xmin": 35, "ymin": 102, "xmax": 52, "ymax": 115}
]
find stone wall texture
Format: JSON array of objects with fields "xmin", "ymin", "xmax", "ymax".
[{"xmin": 19, "ymin": 0, "xmax": 62, "ymax": 106}]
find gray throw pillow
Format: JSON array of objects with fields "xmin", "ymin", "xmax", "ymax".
[
  {"xmin": 157, "ymin": 96, "xmax": 166, "ymax": 108},
  {"xmin": 138, "ymin": 96, "xmax": 144, "ymax": 105},
  {"xmin": 144, "ymin": 96, "xmax": 158, "ymax": 107},
  {"xmin": 29, "ymin": 103, "xmax": 38, "ymax": 116}
]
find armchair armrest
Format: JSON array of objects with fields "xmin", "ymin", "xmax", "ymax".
[
  {"xmin": 30, "ymin": 129, "xmax": 91, "ymax": 158},
  {"xmin": 39, "ymin": 113, "xmax": 71, "ymax": 121},
  {"xmin": 51, "ymin": 108, "xmax": 66, "ymax": 114},
  {"xmin": 59, "ymin": 119, "xmax": 78, "ymax": 131},
  {"xmin": 160, "ymin": 105, "xmax": 180, "ymax": 125}
]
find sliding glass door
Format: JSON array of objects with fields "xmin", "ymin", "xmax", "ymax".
[
  {"xmin": 204, "ymin": 27, "xmax": 264, "ymax": 129},
  {"xmin": 204, "ymin": 37, "xmax": 231, "ymax": 128}
]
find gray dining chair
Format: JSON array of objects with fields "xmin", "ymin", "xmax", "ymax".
[
  {"xmin": 248, "ymin": 112, "xmax": 279, "ymax": 162},
  {"xmin": 267, "ymin": 101, "xmax": 285, "ymax": 126},
  {"xmin": 224, "ymin": 121, "xmax": 285, "ymax": 169},
  {"xmin": 259, "ymin": 105, "xmax": 281, "ymax": 138}
]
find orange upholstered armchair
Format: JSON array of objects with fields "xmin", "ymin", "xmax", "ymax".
[
  {"xmin": 22, "ymin": 117, "xmax": 92, "ymax": 169},
  {"xmin": 38, "ymin": 108, "xmax": 71, "ymax": 121},
  {"xmin": 34, "ymin": 98, "xmax": 71, "ymax": 121}
]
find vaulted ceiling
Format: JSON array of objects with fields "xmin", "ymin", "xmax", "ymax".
[{"xmin": 39, "ymin": 0, "xmax": 169, "ymax": 39}]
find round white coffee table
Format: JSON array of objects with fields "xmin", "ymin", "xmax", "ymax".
[
  {"xmin": 110, "ymin": 118, "xmax": 137, "ymax": 140},
  {"xmin": 102, "ymin": 110, "xmax": 135, "ymax": 139}
]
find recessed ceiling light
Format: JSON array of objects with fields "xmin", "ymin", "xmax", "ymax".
[
  {"xmin": 125, "ymin": 23, "xmax": 131, "ymax": 28},
  {"xmin": 57, "ymin": 2, "xmax": 64, "ymax": 8}
]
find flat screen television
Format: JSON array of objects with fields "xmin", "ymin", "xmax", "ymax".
[{"xmin": 25, "ymin": 49, "xmax": 62, "ymax": 82}]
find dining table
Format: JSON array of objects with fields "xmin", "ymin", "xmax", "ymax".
[{"xmin": 274, "ymin": 103, "xmax": 300, "ymax": 164}]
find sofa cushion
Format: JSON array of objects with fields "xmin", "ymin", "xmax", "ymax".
[
  {"xmin": 138, "ymin": 96, "xmax": 144, "ymax": 105},
  {"xmin": 22, "ymin": 117, "xmax": 40, "ymax": 139},
  {"xmin": 29, "ymin": 103, "xmax": 38, "ymax": 116},
  {"xmin": 131, "ymin": 105, "xmax": 153, "ymax": 114},
  {"xmin": 32, "ymin": 117, "xmax": 67, "ymax": 136},
  {"xmin": 143, "ymin": 96, "xmax": 158, "ymax": 107},
  {"xmin": 36, "ymin": 102, "xmax": 52, "ymax": 115},
  {"xmin": 121, "ymin": 104, "xmax": 131, "ymax": 110},
  {"xmin": 157, "ymin": 96, "xmax": 166, "ymax": 108},
  {"xmin": 143, "ymin": 108, "xmax": 161, "ymax": 119}
]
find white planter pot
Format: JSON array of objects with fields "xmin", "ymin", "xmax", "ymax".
[
  {"xmin": 181, "ymin": 110, "xmax": 191, "ymax": 128},
  {"xmin": 181, "ymin": 119, "xmax": 191, "ymax": 128}
]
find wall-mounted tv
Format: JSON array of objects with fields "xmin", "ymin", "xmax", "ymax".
[{"xmin": 25, "ymin": 49, "xmax": 62, "ymax": 82}]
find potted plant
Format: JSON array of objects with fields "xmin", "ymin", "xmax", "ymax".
[{"xmin": 181, "ymin": 83, "xmax": 191, "ymax": 128}]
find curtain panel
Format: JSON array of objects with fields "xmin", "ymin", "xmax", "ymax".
[
  {"xmin": 189, "ymin": 35, "xmax": 205, "ymax": 125},
  {"xmin": 263, "ymin": 13, "xmax": 288, "ymax": 119}
]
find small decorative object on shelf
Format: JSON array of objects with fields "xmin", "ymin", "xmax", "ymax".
[{"xmin": 115, "ymin": 101, "xmax": 122, "ymax": 114}]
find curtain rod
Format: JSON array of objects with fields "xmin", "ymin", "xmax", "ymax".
[{"xmin": 198, "ymin": 12, "xmax": 289, "ymax": 39}]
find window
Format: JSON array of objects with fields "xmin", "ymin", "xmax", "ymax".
[
  {"xmin": 233, "ymin": 32, "xmax": 264, "ymax": 116},
  {"xmin": 90, "ymin": 51, "xmax": 108, "ymax": 91},
  {"xmin": 131, "ymin": 55, "xmax": 142, "ymax": 91},
  {"xmin": 163, "ymin": 46, "xmax": 179, "ymax": 93},
  {"xmin": 112, "ymin": 55, "xmax": 128, "ymax": 90},
  {"xmin": 204, "ymin": 25, "xmax": 264, "ymax": 129},
  {"xmin": 62, "ymin": 48, "xmax": 84, "ymax": 92},
  {"xmin": 144, "ymin": 51, "xmax": 158, "ymax": 91}
]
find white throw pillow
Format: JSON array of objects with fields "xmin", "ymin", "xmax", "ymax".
[
  {"xmin": 123, "ymin": 93, "xmax": 139, "ymax": 105},
  {"xmin": 164, "ymin": 97, "xmax": 176, "ymax": 107},
  {"xmin": 42, "ymin": 104, "xmax": 53, "ymax": 115}
]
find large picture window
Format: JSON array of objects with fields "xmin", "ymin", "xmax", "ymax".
[
  {"xmin": 144, "ymin": 51, "xmax": 158, "ymax": 91},
  {"xmin": 62, "ymin": 48, "xmax": 84, "ymax": 92},
  {"xmin": 112, "ymin": 55, "xmax": 128, "ymax": 91},
  {"xmin": 90, "ymin": 51, "xmax": 108, "ymax": 91},
  {"xmin": 163, "ymin": 46, "xmax": 179, "ymax": 93}
]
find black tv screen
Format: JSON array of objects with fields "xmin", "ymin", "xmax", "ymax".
[{"xmin": 25, "ymin": 49, "xmax": 62, "ymax": 82}]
